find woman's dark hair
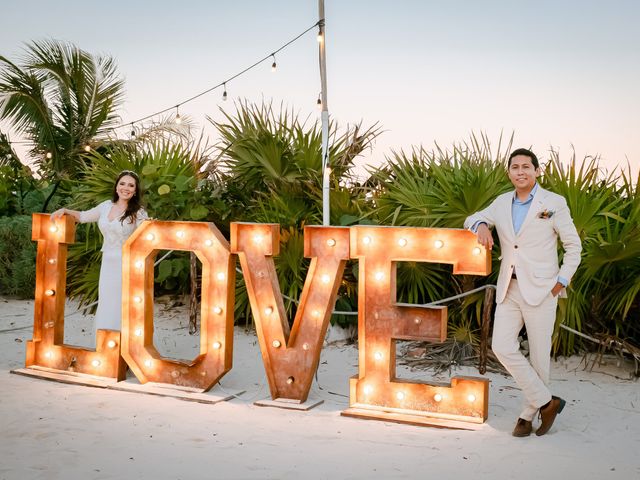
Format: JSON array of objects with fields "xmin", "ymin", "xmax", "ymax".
[
  {"xmin": 112, "ymin": 170, "xmax": 144, "ymax": 224},
  {"xmin": 508, "ymin": 148, "xmax": 539, "ymax": 169}
]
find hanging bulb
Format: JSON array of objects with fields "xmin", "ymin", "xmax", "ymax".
[
  {"xmin": 45, "ymin": 152, "xmax": 52, "ymax": 159},
  {"xmin": 83, "ymin": 145, "xmax": 91, "ymax": 152},
  {"xmin": 175, "ymin": 106, "xmax": 182, "ymax": 125},
  {"xmin": 130, "ymin": 124, "xmax": 136, "ymax": 138},
  {"xmin": 317, "ymin": 29, "xmax": 323, "ymax": 43},
  {"xmin": 271, "ymin": 54, "xmax": 277, "ymax": 72},
  {"xmin": 222, "ymin": 83, "xmax": 228, "ymax": 101},
  {"xmin": 316, "ymin": 94, "xmax": 322, "ymax": 110}
]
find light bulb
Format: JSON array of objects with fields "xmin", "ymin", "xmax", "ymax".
[
  {"xmin": 414, "ymin": 317, "xmax": 421, "ymax": 325},
  {"xmin": 47, "ymin": 259, "xmax": 56, "ymax": 264},
  {"xmin": 44, "ymin": 351, "xmax": 53, "ymax": 359},
  {"xmin": 213, "ymin": 306, "xmax": 222, "ymax": 314},
  {"xmin": 363, "ymin": 385, "xmax": 373, "ymax": 395},
  {"xmin": 472, "ymin": 247, "xmax": 482, "ymax": 256},
  {"xmin": 316, "ymin": 97, "xmax": 322, "ymax": 109},
  {"xmin": 91, "ymin": 359, "xmax": 101, "ymax": 367},
  {"xmin": 374, "ymin": 271, "xmax": 384, "ymax": 282},
  {"xmin": 253, "ymin": 234, "xmax": 264, "ymax": 244},
  {"xmin": 272, "ymin": 340, "xmax": 281, "ymax": 348},
  {"xmin": 286, "ymin": 376, "xmax": 294, "ymax": 384},
  {"xmin": 434, "ymin": 240, "xmax": 444, "ymax": 249},
  {"xmin": 302, "ymin": 343, "xmax": 310, "ymax": 350},
  {"xmin": 374, "ymin": 351, "xmax": 383, "ymax": 361},
  {"xmin": 467, "ymin": 394, "xmax": 476, "ymax": 403},
  {"xmin": 84, "ymin": 145, "xmax": 91, "ymax": 152},
  {"xmin": 176, "ymin": 230, "xmax": 185, "ymax": 238},
  {"xmin": 134, "ymin": 260, "xmax": 144, "ymax": 269},
  {"xmin": 398, "ymin": 238, "xmax": 407, "ymax": 247},
  {"xmin": 175, "ymin": 113, "xmax": 182, "ymax": 125},
  {"xmin": 145, "ymin": 233, "xmax": 155, "ymax": 241},
  {"xmin": 144, "ymin": 359, "xmax": 152, "ymax": 367},
  {"xmin": 311, "ymin": 310, "xmax": 320, "ymax": 318},
  {"xmin": 45, "ymin": 152, "xmax": 53, "ymax": 159},
  {"xmin": 216, "ymin": 272, "xmax": 226, "ymax": 281},
  {"xmin": 49, "ymin": 225, "xmax": 58, "ymax": 233},
  {"xmin": 317, "ymin": 30, "xmax": 323, "ymax": 42},
  {"xmin": 204, "ymin": 239, "xmax": 213, "ymax": 247},
  {"xmin": 222, "ymin": 84, "xmax": 228, "ymax": 101},
  {"xmin": 134, "ymin": 328, "xmax": 143, "ymax": 337},
  {"xmin": 271, "ymin": 58, "xmax": 277, "ymax": 72},
  {"xmin": 321, "ymin": 274, "xmax": 330, "ymax": 284},
  {"xmin": 434, "ymin": 393, "xmax": 443, "ymax": 402},
  {"xmin": 212, "ymin": 341, "xmax": 222, "ymax": 349},
  {"xmin": 107, "ymin": 340, "xmax": 117, "ymax": 349},
  {"xmin": 264, "ymin": 307, "xmax": 273, "ymax": 316},
  {"xmin": 326, "ymin": 238, "xmax": 336, "ymax": 247},
  {"xmin": 133, "ymin": 296, "xmax": 142, "ymax": 303},
  {"xmin": 396, "ymin": 391, "xmax": 405, "ymax": 401},
  {"xmin": 362, "ymin": 236, "xmax": 371, "ymax": 245},
  {"xmin": 44, "ymin": 289, "xmax": 55, "ymax": 296}
]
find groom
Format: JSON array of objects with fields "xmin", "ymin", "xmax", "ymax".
[{"xmin": 464, "ymin": 148, "xmax": 582, "ymax": 437}]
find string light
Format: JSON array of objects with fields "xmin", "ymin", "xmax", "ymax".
[
  {"xmin": 271, "ymin": 54, "xmax": 277, "ymax": 72},
  {"xmin": 175, "ymin": 106, "xmax": 182, "ymax": 125},
  {"xmin": 113, "ymin": 21, "xmax": 320, "ymax": 136},
  {"xmin": 45, "ymin": 152, "xmax": 52, "ymax": 159},
  {"xmin": 317, "ymin": 27, "xmax": 323, "ymax": 43},
  {"xmin": 83, "ymin": 145, "xmax": 91, "ymax": 152},
  {"xmin": 316, "ymin": 92, "xmax": 322, "ymax": 109}
]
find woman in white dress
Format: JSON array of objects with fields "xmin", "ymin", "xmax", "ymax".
[{"xmin": 52, "ymin": 170, "xmax": 148, "ymax": 331}]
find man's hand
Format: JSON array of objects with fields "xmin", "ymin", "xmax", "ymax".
[
  {"xmin": 551, "ymin": 282, "xmax": 564, "ymax": 297},
  {"xmin": 476, "ymin": 223, "xmax": 494, "ymax": 250}
]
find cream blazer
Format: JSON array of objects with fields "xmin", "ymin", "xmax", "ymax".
[{"xmin": 464, "ymin": 186, "xmax": 582, "ymax": 306}]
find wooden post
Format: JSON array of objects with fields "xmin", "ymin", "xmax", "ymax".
[{"xmin": 479, "ymin": 286, "xmax": 495, "ymax": 375}]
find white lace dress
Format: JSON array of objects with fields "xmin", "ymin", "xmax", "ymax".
[{"xmin": 79, "ymin": 200, "xmax": 148, "ymax": 330}]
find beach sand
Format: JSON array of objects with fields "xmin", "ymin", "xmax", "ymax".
[{"xmin": 1, "ymin": 295, "xmax": 638, "ymax": 480}]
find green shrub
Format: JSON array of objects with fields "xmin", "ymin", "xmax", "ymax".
[{"xmin": 0, "ymin": 215, "xmax": 37, "ymax": 297}]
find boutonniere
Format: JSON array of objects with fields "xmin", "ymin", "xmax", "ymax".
[{"xmin": 537, "ymin": 209, "xmax": 555, "ymax": 219}]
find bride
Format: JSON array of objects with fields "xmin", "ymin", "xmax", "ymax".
[{"xmin": 52, "ymin": 170, "xmax": 148, "ymax": 331}]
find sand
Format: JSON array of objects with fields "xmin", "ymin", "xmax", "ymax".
[{"xmin": 1, "ymin": 295, "xmax": 638, "ymax": 480}]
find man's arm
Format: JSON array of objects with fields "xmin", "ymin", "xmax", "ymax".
[
  {"xmin": 554, "ymin": 197, "xmax": 582, "ymax": 285},
  {"xmin": 464, "ymin": 201, "xmax": 499, "ymax": 250}
]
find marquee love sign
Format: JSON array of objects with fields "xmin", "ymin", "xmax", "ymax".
[{"xmin": 25, "ymin": 214, "xmax": 490, "ymax": 427}]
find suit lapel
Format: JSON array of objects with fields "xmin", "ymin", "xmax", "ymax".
[{"xmin": 517, "ymin": 186, "xmax": 545, "ymax": 236}]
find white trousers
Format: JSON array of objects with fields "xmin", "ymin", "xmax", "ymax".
[{"xmin": 492, "ymin": 279, "xmax": 558, "ymax": 421}]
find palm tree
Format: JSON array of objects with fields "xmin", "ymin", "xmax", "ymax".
[{"xmin": 0, "ymin": 39, "xmax": 125, "ymax": 210}]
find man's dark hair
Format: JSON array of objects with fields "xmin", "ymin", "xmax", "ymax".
[{"xmin": 508, "ymin": 148, "xmax": 539, "ymax": 169}]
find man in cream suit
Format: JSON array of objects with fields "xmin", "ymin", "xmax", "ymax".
[{"xmin": 464, "ymin": 148, "xmax": 581, "ymax": 437}]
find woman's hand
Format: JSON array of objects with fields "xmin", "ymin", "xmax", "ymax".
[{"xmin": 51, "ymin": 208, "xmax": 66, "ymax": 220}]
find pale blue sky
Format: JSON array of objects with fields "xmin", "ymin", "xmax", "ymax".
[{"xmin": 1, "ymin": 1, "xmax": 639, "ymax": 176}]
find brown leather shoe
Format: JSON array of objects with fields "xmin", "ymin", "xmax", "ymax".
[
  {"xmin": 536, "ymin": 395, "xmax": 566, "ymax": 436},
  {"xmin": 512, "ymin": 418, "xmax": 533, "ymax": 437}
]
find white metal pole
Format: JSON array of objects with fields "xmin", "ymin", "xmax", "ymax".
[{"xmin": 318, "ymin": 0, "xmax": 330, "ymax": 226}]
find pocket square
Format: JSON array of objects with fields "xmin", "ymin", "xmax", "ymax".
[{"xmin": 537, "ymin": 209, "xmax": 554, "ymax": 219}]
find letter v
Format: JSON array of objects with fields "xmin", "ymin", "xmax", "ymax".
[{"xmin": 230, "ymin": 223, "xmax": 349, "ymax": 402}]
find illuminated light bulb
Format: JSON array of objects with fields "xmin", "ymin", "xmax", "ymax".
[
  {"xmin": 434, "ymin": 240, "xmax": 444, "ymax": 249},
  {"xmin": 134, "ymin": 329, "xmax": 143, "ymax": 337},
  {"xmin": 175, "ymin": 113, "xmax": 182, "ymax": 125},
  {"xmin": 49, "ymin": 225, "xmax": 58, "ymax": 233},
  {"xmin": 363, "ymin": 385, "xmax": 373, "ymax": 395},
  {"xmin": 44, "ymin": 351, "xmax": 53, "ymax": 359},
  {"xmin": 271, "ymin": 54, "xmax": 277, "ymax": 72},
  {"xmin": 204, "ymin": 239, "xmax": 213, "ymax": 247},
  {"xmin": 414, "ymin": 317, "xmax": 421, "ymax": 325},
  {"xmin": 91, "ymin": 359, "xmax": 101, "ymax": 367},
  {"xmin": 398, "ymin": 238, "xmax": 408, "ymax": 247},
  {"xmin": 45, "ymin": 152, "xmax": 53, "ymax": 159},
  {"xmin": 286, "ymin": 376, "xmax": 294, "ymax": 385},
  {"xmin": 133, "ymin": 296, "xmax": 142, "ymax": 303},
  {"xmin": 176, "ymin": 230, "xmax": 185, "ymax": 239},
  {"xmin": 317, "ymin": 30, "xmax": 323, "ymax": 42},
  {"xmin": 144, "ymin": 359, "xmax": 152, "ymax": 367},
  {"xmin": 145, "ymin": 233, "xmax": 155, "ymax": 241},
  {"xmin": 272, "ymin": 340, "xmax": 281, "ymax": 348},
  {"xmin": 316, "ymin": 97, "xmax": 322, "ymax": 109},
  {"xmin": 131, "ymin": 129, "xmax": 136, "ymax": 138},
  {"xmin": 396, "ymin": 391, "xmax": 406, "ymax": 401},
  {"xmin": 311, "ymin": 310, "xmax": 320, "ymax": 318},
  {"xmin": 216, "ymin": 272, "xmax": 226, "ymax": 281},
  {"xmin": 44, "ymin": 289, "xmax": 55, "ymax": 296},
  {"xmin": 434, "ymin": 393, "xmax": 443, "ymax": 402},
  {"xmin": 374, "ymin": 351, "xmax": 383, "ymax": 361},
  {"xmin": 222, "ymin": 83, "xmax": 228, "ymax": 101},
  {"xmin": 467, "ymin": 394, "xmax": 477, "ymax": 403},
  {"xmin": 84, "ymin": 145, "xmax": 91, "ymax": 152},
  {"xmin": 212, "ymin": 341, "xmax": 222, "ymax": 349},
  {"xmin": 264, "ymin": 307, "xmax": 273, "ymax": 316},
  {"xmin": 253, "ymin": 234, "xmax": 264, "ymax": 244},
  {"xmin": 213, "ymin": 306, "xmax": 222, "ymax": 314},
  {"xmin": 325, "ymin": 166, "xmax": 332, "ymax": 176},
  {"xmin": 362, "ymin": 236, "xmax": 371, "ymax": 245},
  {"xmin": 321, "ymin": 274, "xmax": 330, "ymax": 284},
  {"xmin": 326, "ymin": 238, "xmax": 336, "ymax": 247},
  {"xmin": 107, "ymin": 340, "xmax": 117, "ymax": 349},
  {"xmin": 472, "ymin": 246, "xmax": 482, "ymax": 256},
  {"xmin": 374, "ymin": 271, "xmax": 384, "ymax": 282},
  {"xmin": 47, "ymin": 259, "xmax": 56, "ymax": 264},
  {"xmin": 134, "ymin": 260, "xmax": 144, "ymax": 269},
  {"xmin": 302, "ymin": 343, "xmax": 310, "ymax": 350}
]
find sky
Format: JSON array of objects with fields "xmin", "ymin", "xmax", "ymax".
[{"xmin": 1, "ymin": 0, "xmax": 639, "ymax": 178}]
